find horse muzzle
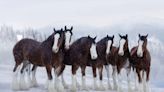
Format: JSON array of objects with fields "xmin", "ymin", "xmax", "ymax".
[{"xmin": 53, "ymin": 48, "xmax": 59, "ymax": 53}]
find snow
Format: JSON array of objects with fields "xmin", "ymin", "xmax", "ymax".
[{"xmin": 0, "ymin": 64, "xmax": 164, "ymax": 92}]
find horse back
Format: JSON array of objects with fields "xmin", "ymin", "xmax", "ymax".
[{"xmin": 13, "ymin": 38, "xmax": 40, "ymax": 60}]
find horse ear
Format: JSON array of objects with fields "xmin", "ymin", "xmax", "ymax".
[
  {"xmin": 88, "ymin": 35, "xmax": 90, "ymax": 38},
  {"xmin": 107, "ymin": 35, "xmax": 109, "ymax": 38},
  {"xmin": 93, "ymin": 36, "xmax": 97, "ymax": 40},
  {"xmin": 126, "ymin": 34, "xmax": 128, "ymax": 38},
  {"xmin": 112, "ymin": 35, "xmax": 114, "ymax": 39},
  {"xmin": 70, "ymin": 26, "xmax": 73, "ymax": 30},
  {"xmin": 64, "ymin": 26, "xmax": 67, "ymax": 30},
  {"xmin": 53, "ymin": 28, "xmax": 56, "ymax": 32},
  {"xmin": 139, "ymin": 34, "xmax": 141, "ymax": 38},
  {"xmin": 61, "ymin": 28, "xmax": 63, "ymax": 31},
  {"xmin": 119, "ymin": 34, "xmax": 122, "ymax": 38},
  {"xmin": 146, "ymin": 34, "xmax": 148, "ymax": 38}
]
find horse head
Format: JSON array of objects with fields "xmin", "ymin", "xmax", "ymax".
[
  {"xmin": 52, "ymin": 28, "xmax": 64, "ymax": 53},
  {"xmin": 64, "ymin": 26, "xmax": 73, "ymax": 50},
  {"xmin": 106, "ymin": 35, "xmax": 114, "ymax": 55},
  {"xmin": 88, "ymin": 35, "xmax": 98, "ymax": 60},
  {"xmin": 137, "ymin": 34, "xmax": 148, "ymax": 57},
  {"xmin": 118, "ymin": 34, "xmax": 129, "ymax": 56}
]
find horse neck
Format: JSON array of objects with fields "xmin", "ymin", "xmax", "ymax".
[
  {"xmin": 61, "ymin": 36, "xmax": 66, "ymax": 51},
  {"xmin": 41, "ymin": 35, "xmax": 54, "ymax": 49},
  {"xmin": 98, "ymin": 38, "xmax": 107, "ymax": 51}
]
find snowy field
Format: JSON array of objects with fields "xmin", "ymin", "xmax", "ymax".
[{"xmin": 0, "ymin": 64, "xmax": 164, "ymax": 92}]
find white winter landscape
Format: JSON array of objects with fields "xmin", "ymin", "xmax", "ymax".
[{"xmin": 0, "ymin": 0, "xmax": 164, "ymax": 92}]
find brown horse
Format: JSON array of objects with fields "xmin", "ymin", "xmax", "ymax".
[
  {"xmin": 115, "ymin": 34, "xmax": 132, "ymax": 92},
  {"xmin": 63, "ymin": 35, "xmax": 98, "ymax": 92},
  {"xmin": 12, "ymin": 28, "xmax": 64, "ymax": 92},
  {"xmin": 91, "ymin": 35, "xmax": 114, "ymax": 90},
  {"xmin": 130, "ymin": 34, "xmax": 151, "ymax": 92},
  {"xmin": 28, "ymin": 26, "xmax": 73, "ymax": 89},
  {"xmin": 105, "ymin": 36, "xmax": 118, "ymax": 90}
]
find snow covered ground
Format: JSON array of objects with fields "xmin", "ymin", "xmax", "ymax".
[{"xmin": 0, "ymin": 64, "xmax": 164, "ymax": 92}]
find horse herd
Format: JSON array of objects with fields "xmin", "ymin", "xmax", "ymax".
[{"xmin": 11, "ymin": 26, "xmax": 151, "ymax": 92}]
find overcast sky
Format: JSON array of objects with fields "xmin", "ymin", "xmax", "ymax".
[{"xmin": 0, "ymin": 0, "xmax": 164, "ymax": 30}]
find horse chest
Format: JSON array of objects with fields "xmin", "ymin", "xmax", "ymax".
[{"xmin": 118, "ymin": 57, "xmax": 129, "ymax": 69}]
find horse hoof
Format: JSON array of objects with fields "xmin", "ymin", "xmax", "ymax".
[
  {"xmin": 108, "ymin": 85, "xmax": 112, "ymax": 90},
  {"xmin": 128, "ymin": 88, "xmax": 133, "ymax": 92},
  {"xmin": 98, "ymin": 85, "xmax": 106, "ymax": 91},
  {"xmin": 71, "ymin": 88, "xmax": 77, "ymax": 92},
  {"xmin": 20, "ymin": 82, "xmax": 29, "ymax": 90},
  {"xmin": 11, "ymin": 79, "xmax": 20, "ymax": 91},
  {"xmin": 81, "ymin": 86, "xmax": 88, "ymax": 91},
  {"xmin": 63, "ymin": 85, "xmax": 68, "ymax": 89},
  {"xmin": 93, "ymin": 85, "xmax": 99, "ymax": 90},
  {"xmin": 113, "ymin": 85, "xmax": 118, "ymax": 91},
  {"xmin": 56, "ymin": 82, "xmax": 65, "ymax": 92},
  {"xmin": 117, "ymin": 86, "xmax": 123, "ymax": 92}
]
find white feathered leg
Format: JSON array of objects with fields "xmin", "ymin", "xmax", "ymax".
[
  {"xmin": 27, "ymin": 64, "xmax": 32, "ymax": 88},
  {"xmin": 98, "ymin": 68, "xmax": 105, "ymax": 91},
  {"xmin": 117, "ymin": 73, "xmax": 123, "ymax": 92},
  {"xmin": 99, "ymin": 80, "xmax": 105, "ymax": 91},
  {"xmin": 20, "ymin": 69, "xmax": 29, "ymax": 90},
  {"xmin": 138, "ymin": 71, "xmax": 143, "ymax": 92},
  {"xmin": 61, "ymin": 73, "xmax": 68, "ymax": 88},
  {"xmin": 112, "ymin": 66, "xmax": 118, "ymax": 90},
  {"xmin": 31, "ymin": 67, "xmax": 38, "ymax": 87},
  {"xmin": 11, "ymin": 65, "xmax": 21, "ymax": 91},
  {"xmin": 134, "ymin": 69, "xmax": 138, "ymax": 91},
  {"xmin": 48, "ymin": 79, "xmax": 56, "ymax": 92},
  {"xmin": 127, "ymin": 68, "xmax": 132, "ymax": 92},
  {"xmin": 105, "ymin": 65, "xmax": 112, "ymax": 90},
  {"xmin": 81, "ymin": 76, "xmax": 87, "ymax": 90},
  {"xmin": 143, "ymin": 71, "xmax": 150, "ymax": 92},
  {"xmin": 72, "ymin": 74, "xmax": 77, "ymax": 92},
  {"xmin": 55, "ymin": 75, "xmax": 65, "ymax": 92},
  {"xmin": 93, "ymin": 77, "xmax": 99, "ymax": 90}
]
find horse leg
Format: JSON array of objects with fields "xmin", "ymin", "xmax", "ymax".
[
  {"xmin": 117, "ymin": 67, "xmax": 123, "ymax": 92},
  {"xmin": 12, "ymin": 62, "xmax": 21, "ymax": 90},
  {"xmin": 92, "ymin": 64, "xmax": 98, "ymax": 90},
  {"xmin": 134, "ymin": 68, "xmax": 138, "ymax": 91},
  {"xmin": 112, "ymin": 65, "xmax": 118, "ymax": 90},
  {"xmin": 26, "ymin": 63, "xmax": 33, "ymax": 88},
  {"xmin": 81, "ymin": 65, "xmax": 87, "ymax": 90},
  {"xmin": 71, "ymin": 64, "xmax": 79, "ymax": 92},
  {"xmin": 126, "ymin": 68, "xmax": 132, "ymax": 92},
  {"xmin": 105, "ymin": 65, "xmax": 112, "ymax": 90},
  {"xmin": 136, "ymin": 68, "xmax": 143, "ymax": 92},
  {"xmin": 19, "ymin": 61, "xmax": 29, "ymax": 90},
  {"xmin": 146, "ymin": 68, "xmax": 150, "ymax": 92},
  {"xmin": 31, "ymin": 65, "xmax": 38, "ymax": 87},
  {"xmin": 98, "ymin": 65, "xmax": 105, "ymax": 91},
  {"xmin": 46, "ymin": 65, "xmax": 56, "ymax": 92},
  {"xmin": 54, "ymin": 65, "xmax": 65, "ymax": 92},
  {"xmin": 60, "ymin": 65, "xmax": 68, "ymax": 89},
  {"xmin": 143, "ymin": 68, "xmax": 150, "ymax": 92}
]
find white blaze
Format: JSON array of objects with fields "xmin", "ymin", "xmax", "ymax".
[
  {"xmin": 52, "ymin": 33, "xmax": 60, "ymax": 53},
  {"xmin": 90, "ymin": 43, "xmax": 98, "ymax": 60},
  {"xmin": 118, "ymin": 39, "xmax": 126, "ymax": 56},
  {"xmin": 137, "ymin": 40, "xmax": 144, "ymax": 57},
  {"xmin": 65, "ymin": 31, "xmax": 71, "ymax": 50},
  {"xmin": 106, "ymin": 40, "xmax": 112, "ymax": 55}
]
